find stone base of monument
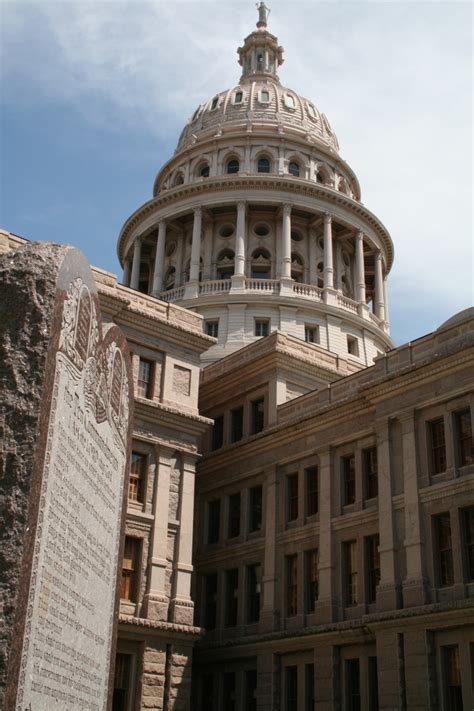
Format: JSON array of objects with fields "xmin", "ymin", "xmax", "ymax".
[{"xmin": 0, "ymin": 242, "xmax": 133, "ymax": 711}]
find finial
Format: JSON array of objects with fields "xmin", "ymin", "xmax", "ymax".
[{"xmin": 256, "ymin": 2, "xmax": 270, "ymax": 28}]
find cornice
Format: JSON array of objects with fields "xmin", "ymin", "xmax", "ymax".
[
  {"xmin": 117, "ymin": 175, "xmax": 394, "ymax": 269},
  {"xmin": 118, "ymin": 614, "xmax": 202, "ymax": 638}
]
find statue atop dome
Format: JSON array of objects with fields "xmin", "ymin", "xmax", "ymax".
[{"xmin": 256, "ymin": 2, "xmax": 270, "ymax": 28}]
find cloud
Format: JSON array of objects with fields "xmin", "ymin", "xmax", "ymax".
[{"xmin": 1, "ymin": 0, "xmax": 472, "ymax": 343}]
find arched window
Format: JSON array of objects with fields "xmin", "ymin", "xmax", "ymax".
[
  {"xmin": 251, "ymin": 249, "xmax": 271, "ymax": 279},
  {"xmin": 217, "ymin": 249, "xmax": 234, "ymax": 279},
  {"xmin": 173, "ymin": 173, "xmax": 184, "ymax": 187},
  {"xmin": 164, "ymin": 267, "xmax": 176, "ymax": 290},
  {"xmin": 199, "ymin": 164, "xmax": 210, "ymax": 178},
  {"xmin": 257, "ymin": 54, "xmax": 264, "ymax": 70},
  {"xmin": 291, "ymin": 253, "xmax": 304, "ymax": 282},
  {"xmin": 234, "ymin": 90, "xmax": 243, "ymax": 104},
  {"xmin": 289, "ymin": 161, "xmax": 300, "ymax": 177},
  {"xmin": 257, "ymin": 157, "xmax": 271, "ymax": 173},
  {"xmin": 211, "ymin": 96, "xmax": 219, "ymax": 110},
  {"xmin": 226, "ymin": 159, "xmax": 240, "ymax": 174},
  {"xmin": 316, "ymin": 171, "xmax": 325, "ymax": 184}
]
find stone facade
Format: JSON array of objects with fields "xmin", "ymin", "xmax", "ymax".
[{"xmin": 193, "ymin": 308, "xmax": 474, "ymax": 710}]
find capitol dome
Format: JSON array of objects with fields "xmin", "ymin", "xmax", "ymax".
[{"xmin": 118, "ymin": 3, "xmax": 394, "ymax": 365}]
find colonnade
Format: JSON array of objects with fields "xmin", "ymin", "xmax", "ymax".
[{"xmin": 125, "ymin": 203, "xmax": 388, "ymax": 322}]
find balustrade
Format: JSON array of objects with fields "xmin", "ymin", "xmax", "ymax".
[
  {"xmin": 337, "ymin": 293, "xmax": 358, "ymax": 313},
  {"xmin": 199, "ymin": 279, "xmax": 231, "ymax": 295},
  {"xmin": 292, "ymin": 282, "xmax": 322, "ymax": 300},
  {"xmin": 245, "ymin": 278, "xmax": 279, "ymax": 293}
]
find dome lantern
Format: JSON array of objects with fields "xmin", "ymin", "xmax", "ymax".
[{"xmin": 237, "ymin": 3, "xmax": 284, "ymax": 83}]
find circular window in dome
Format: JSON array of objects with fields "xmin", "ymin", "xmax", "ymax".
[
  {"xmin": 166, "ymin": 241, "xmax": 177, "ymax": 257},
  {"xmin": 254, "ymin": 223, "xmax": 270, "ymax": 237},
  {"xmin": 219, "ymin": 224, "xmax": 235, "ymax": 238},
  {"xmin": 291, "ymin": 230, "xmax": 303, "ymax": 242}
]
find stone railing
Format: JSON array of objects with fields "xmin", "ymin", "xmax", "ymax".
[
  {"xmin": 160, "ymin": 285, "xmax": 185, "ymax": 302},
  {"xmin": 245, "ymin": 278, "xmax": 279, "ymax": 293},
  {"xmin": 337, "ymin": 294, "xmax": 358, "ymax": 313},
  {"xmin": 292, "ymin": 282, "xmax": 323, "ymax": 300},
  {"xmin": 199, "ymin": 279, "xmax": 231, "ymax": 295}
]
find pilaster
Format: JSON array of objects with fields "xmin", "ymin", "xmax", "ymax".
[{"xmin": 314, "ymin": 447, "xmax": 337, "ymax": 623}]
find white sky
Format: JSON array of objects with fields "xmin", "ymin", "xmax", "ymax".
[{"xmin": 1, "ymin": 0, "xmax": 473, "ymax": 344}]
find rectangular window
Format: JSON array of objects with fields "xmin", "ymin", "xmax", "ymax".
[
  {"xmin": 455, "ymin": 409, "xmax": 473, "ymax": 466},
  {"xmin": 285, "ymin": 666, "xmax": 298, "ymax": 711},
  {"xmin": 201, "ymin": 674, "xmax": 214, "ymax": 711},
  {"xmin": 365, "ymin": 535, "xmax": 380, "ymax": 604},
  {"xmin": 250, "ymin": 397, "xmax": 265, "ymax": 434},
  {"xmin": 442, "ymin": 646, "xmax": 463, "ymax": 711},
  {"xmin": 428, "ymin": 418, "xmax": 447, "ymax": 474},
  {"xmin": 230, "ymin": 406, "xmax": 244, "ymax": 443},
  {"xmin": 286, "ymin": 554, "xmax": 298, "ymax": 617},
  {"xmin": 224, "ymin": 568, "xmax": 239, "ymax": 627},
  {"xmin": 247, "ymin": 564, "xmax": 261, "ymax": 623},
  {"xmin": 249, "ymin": 485, "xmax": 263, "ymax": 532},
  {"xmin": 245, "ymin": 670, "xmax": 257, "ymax": 711},
  {"xmin": 347, "ymin": 336, "xmax": 359, "ymax": 357},
  {"xmin": 462, "ymin": 506, "xmax": 474, "ymax": 580},
  {"xmin": 205, "ymin": 320, "xmax": 219, "ymax": 338},
  {"xmin": 363, "ymin": 447, "xmax": 378, "ymax": 500},
  {"xmin": 342, "ymin": 454, "xmax": 356, "ymax": 506},
  {"xmin": 129, "ymin": 451, "xmax": 146, "ymax": 503},
  {"xmin": 345, "ymin": 659, "xmax": 361, "ymax": 711},
  {"xmin": 207, "ymin": 499, "xmax": 220, "ymax": 544},
  {"xmin": 305, "ymin": 466, "xmax": 318, "ymax": 516},
  {"xmin": 137, "ymin": 357, "xmax": 153, "ymax": 398},
  {"xmin": 121, "ymin": 537, "xmax": 140, "ymax": 602},
  {"xmin": 113, "ymin": 653, "xmax": 132, "ymax": 711},
  {"xmin": 305, "ymin": 549, "xmax": 319, "ymax": 613},
  {"xmin": 368, "ymin": 656, "xmax": 379, "ymax": 711},
  {"xmin": 228, "ymin": 492, "xmax": 241, "ymax": 538},
  {"xmin": 287, "ymin": 473, "xmax": 299, "ymax": 521},
  {"xmin": 434, "ymin": 512, "xmax": 454, "ymax": 586},
  {"xmin": 204, "ymin": 573, "xmax": 217, "ymax": 630},
  {"xmin": 255, "ymin": 319, "xmax": 270, "ymax": 337},
  {"xmin": 343, "ymin": 540, "xmax": 358, "ymax": 606},
  {"xmin": 304, "ymin": 325, "xmax": 319, "ymax": 344},
  {"xmin": 222, "ymin": 672, "xmax": 236, "ymax": 711},
  {"xmin": 305, "ymin": 663, "xmax": 315, "ymax": 711},
  {"xmin": 211, "ymin": 414, "xmax": 224, "ymax": 450}
]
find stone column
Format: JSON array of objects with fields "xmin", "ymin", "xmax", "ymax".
[
  {"xmin": 151, "ymin": 220, "xmax": 166, "ymax": 297},
  {"xmin": 143, "ymin": 446, "xmax": 173, "ymax": 621},
  {"xmin": 323, "ymin": 213, "xmax": 334, "ymax": 290},
  {"xmin": 122, "ymin": 257, "xmax": 131, "ymax": 287},
  {"xmin": 374, "ymin": 250, "xmax": 385, "ymax": 321},
  {"xmin": 376, "ymin": 419, "xmax": 401, "ymax": 611},
  {"xmin": 280, "ymin": 203, "xmax": 293, "ymax": 295},
  {"xmin": 169, "ymin": 454, "xmax": 197, "ymax": 626},
  {"xmin": 309, "ymin": 227, "xmax": 318, "ymax": 284},
  {"xmin": 383, "ymin": 275, "xmax": 390, "ymax": 333},
  {"xmin": 184, "ymin": 207, "xmax": 202, "ymax": 299},
  {"xmin": 130, "ymin": 238, "xmax": 142, "ymax": 291},
  {"xmin": 355, "ymin": 231, "xmax": 366, "ymax": 303},
  {"xmin": 315, "ymin": 447, "xmax": 336, "ymax": 623},
  {"xmin": 260, "ymin": 466, "xmax": 278, "ymax": 632},
  {"xmin": 231, "ymin": 201, "xmax": 246, "ymax": 291},
  {"xmin": 400, "ymin": 411, "xmax": 428, "ymax": 606}
]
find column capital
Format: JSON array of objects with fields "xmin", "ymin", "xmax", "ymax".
[
  {"xmin": 356, "ymin": 229, "xmax": 364, "ymax": 240},
  {"xmin": 157, "ymin": 218, "xmax": 167, "ymax": 229},
  {"xmin": 323, "ymin": 212, "xmax": 332, "ymax": 224},
  {"xmin": 375, "ymin": 249, "xmax": 383, "ymax": 263},
  {"xmin": 193, "ymin": 206, "xmax": 202, "ymax": 218},
  {"xmin": 282, "ymin": 203, "xmax": 292, "ymax": 215},
  {"xmin": 236, "ymin": 200, "xmax": 247, "ymax": 211}
]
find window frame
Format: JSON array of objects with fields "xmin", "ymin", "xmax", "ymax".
[
  {"xmin": 129, "ymin": 451, "xmax": 147, "ymax": 504},
  {"xmin": 255, "ymin": 318, "xmax": 270, "ymax": 337},
  {"xmin": 137, "ymin": 357, "xmax": 154, "ymax": 399}
]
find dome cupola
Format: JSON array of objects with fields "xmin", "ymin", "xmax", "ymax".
[{"xmin": 117, "ymin": 5, "xmax": 394, "ymax": 366}]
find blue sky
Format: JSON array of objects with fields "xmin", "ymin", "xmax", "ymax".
[{"xmin": 1, "ymin": 0, "xmax": 472, "ymax": 346}]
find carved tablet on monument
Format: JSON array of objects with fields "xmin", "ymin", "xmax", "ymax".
[{"xmin": 0, "ymin": 243, "xmax": 133, "ymax": 710}]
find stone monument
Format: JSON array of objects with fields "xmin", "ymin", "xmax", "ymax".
[{"xmin": 0, "ymin": 242, "xmax": 133, "ymax": 710}]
